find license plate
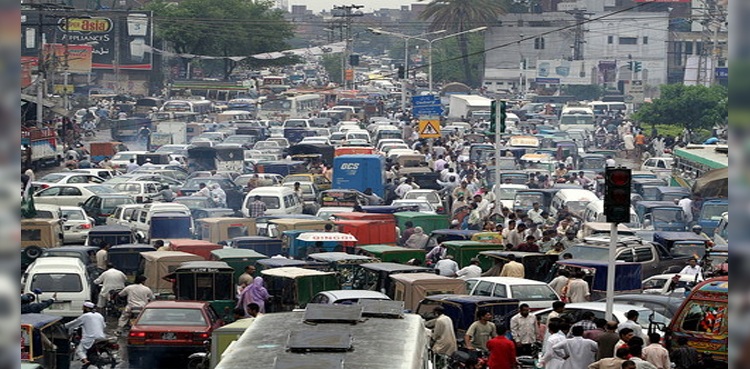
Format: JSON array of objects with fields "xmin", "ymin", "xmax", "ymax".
[
  {"xmin": 49, "ymin": 302, "xmax": 66, "ymax": 310},
  {"xmin": 161, "ymin": 332, "xmax": 176, "ymax": 340}
]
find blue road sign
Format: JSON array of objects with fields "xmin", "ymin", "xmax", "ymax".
[
  {"xmin": 411, "ymin": 95, "xmax": 441, "ymax": 107},
  {"xmin": 412, "ymin": 106, "xmax": 444, "ymax": 117}
]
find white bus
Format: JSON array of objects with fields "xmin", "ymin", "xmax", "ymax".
[
  {"xmin": 588, "ymin": 101, "xmax": 628, "ymax": 117},
  {"xmin": 559, "ymin": 106, "xmax": 595, "ymax": 132},
  {"xmin": 160, "ymin": 99, "xmax": 213, "ymax": 115},
  {"xmin": 257, "ymin": 93, "xmax": 322, "ymax": 120}
]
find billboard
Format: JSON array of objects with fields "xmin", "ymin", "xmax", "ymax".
[
  {"xmin": 42, "ymin": 44, "xmax": 92, "ymax": 73},
  {"xmin": 536, "ymin": 60, "xmax": 597, "ymax": 85},
  {"xmin": 21, "ymin": 10, "xmax": 152, "ymax": 71}
]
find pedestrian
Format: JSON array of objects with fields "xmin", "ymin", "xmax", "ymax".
[
  {"xmin": 584, "ymin": 318, "xmax": 608, "ymax": 342},
  {"xmin": 486, "ymin": 324, "xmax": 517, "ymax": 369},
  {"xmin": 597, "ymin": 321, "xmax": 621, "ymax": 359},
  {"xmin": 434, "ymin": 254, "xmax": 459, "ymax": 277},
  {"xmin": 211, "ymin": 183, "xmax": 227, "ymax": 208},
  {"xmin": 425, "ymin": 306, "xmax": 457, "ymax": 358},
  {"xmin": 237, "ymin": 276, "xmax": 270, "ymax": 316},
  {"xmin": 95, "ymin": 243, "xmax": 111, "ymax": 272},
  {"xmin": 617, "ymin": 310, "xmax": 647, "ymax": 341},
  {"xmin": 642, "ymin": 333, "xmax": 671, "ymax": 369},
  {"xmin": 540, "ymin": 320, "xmax": 568, "ymax": 369},
  {"xmin": 527, "ymin": 202, "xmax": 544, "ymax": 224},
  {"xmin": 148, "ymin": 184, "xmax": 175, "ymax": 202},
  {"xmin": 510, "ymin": 303, "xmax": 538, "ymax": 356},
  {"xmin": 404, "ymin": 226, "xmax": 429, "ymax": 249},
  {"xmin": 193, "ymin": 182, "xmax": 211, "ymax": 198},
  {"xmin": 547, "ymin": 301, "xmax": 566, "ymax": 324},
  {"xmin": 399, "ymin": 221, "xmax": 415, "ymax": 245},
  {"xmin": 564, "ymin": 270, "xmax": 591, "ymax": 303},
  {"xmin": 116, "ymin": 275, "xmax": 153, "ymax": 334},
  {"xmin": 570, "ymin": 311, "xmax": 598, "ymax": 335},
  {"xmin": 249, "ymin": 195, "xmax": 267, "ymax": 218},
  {"xmin": 679, "ymin": 258, "xmax": 703, "ymax": 278},
  {"xmin": 125, "ymin": 158, "xmax": 140, "ymax": 173},
  {"xmin": 548, "ymin": 270, "xmax": 570, "ymax": 297},
  {"xmin": 456, "ymin": 258, "xmax": 483, "ymax": 280},
  {"xmin": 547, "ymin": 241, "xmax": 566, "ymax": 255},
  {"xmin": 553, "ymin": 326, "xmax": 598, "ymax": 369},
  {"xmin": 93, "ymin": 263, "xmax": 127, "ymax": 308},
  {"xmin": 154, "ymin": 239, "xmax": 172, "ymax": 251},
  {"xmin": 677, "ymin": 195, "xmax": 694, "ymax": 223},
  {"xmin": 588, "ymin": 347, "xmax": 630, "ymax": 369},
  {"xmin": 238, "ymin": 265, "xmax": 256, "ymax": 290},
  {"xmin": 621, "ymin": 360, "xmax": 637, "ymax": 369},
  {"xmin": 513, "ymin": 235, "xmax": 540, "ymax": 252},
  {"xmin": 499, "ymin": 254, "xmax": 525, "ymax": 278},
  {"xmin": 464, "ymin": 309, "xmax": 497, "ymax": 351},
  {"xmin": 670, "ymin": 337, "xmax": 699, "ymax": 369},
  {"xmin": 246, "ymin": 302, "xmax": 262, "ymax": 318},
  {"xmin": 628, "ymin": 344, "xmax": 657, "ymax": 369},
  {"xmin": 426, "ymin": 243, "xmax": 448, "ymax": 265},
  {"xmin": 616, "ymin": 328, "xmax": 636, "ymax": 351}
]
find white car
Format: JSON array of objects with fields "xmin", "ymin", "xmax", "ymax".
[
  {"xmin": 33, "ymin": 172, "xmax": 105, "ymax": 189},
  {"xmin": 376, "ymin": 139, "xmax": 406, "ymax": 152},
  {"xmin": 493, "ymin": 184, "xmax": 528, "ymax": 210},
  {"xmin": 391, "ymin": 199, "xmax": 437, "ymax": 214},
  {"xmin": 466, "ymin": 277, "xmax": 560, "ymax": 310},
  {"xmin": 316, "ymin": 207, "xmax": 354, "ymax": 220},
  {"xmin": 110, "ymin": 151, "xmax": 148, "ymax": 170},
  {"xmin": 22, "ymin": 257, "xmax": 92, "ymax": 318},
  {"xmin": 72, "ymin": 168, "xmax": 121, "ymax": 180},
  {"xmin": 299, "ymin": 136, "xmax": 331, "ymax": 146},
  {"xmin": 309, "ymin": 290, "xmax": 391, "ymax": 305},
  {"xmin": 111, "ymin": 181, "xmax": 161, "ymax": 203},
  {"xmin": 34, "ymin": 203, "xmax": 63, "ymax": 220},
  {"xmin": 532, "ymin": 302, "xmax": 671, "ymax": 334},
  {"xmin": 106, "ymin": 204, "xmax": 144, "ymax": 226},
  {"xmin": 34, "ymin": 183, "xmax": 118, "ymax": 207},
  {"xmin": 641, "ymin": 273, "xmax": 704, "ymax": 295},
  {"xmin": 60, "ymin": 206, "xmax": 95, "ymax": 244},
  {"xmin": 403, "ymin": 189, "xmax": 445, "ymax": 214}
]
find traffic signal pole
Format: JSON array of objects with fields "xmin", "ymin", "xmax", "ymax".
[
  {"xmin": 606, "ymin": 222, "xmax": 617, "ymax": 321},
  {"xmin": 494, "ymin": 101, "xmax": 501, "ymax": 206},
  {"xmin": 603, "ymin": 167, "xmax": 631, "ymax": 320}
]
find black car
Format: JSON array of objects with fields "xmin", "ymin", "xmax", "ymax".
[
  {"xmin": 81, "ymin": 194, "xmax": 136, "ymax": 225},
  {"xmin": 176, "ymin": 177, "xmax": 244, "ymax": 210},
  {"xmin": 602, "ymin": 294, "xmax": 684, "ymax": 319}
]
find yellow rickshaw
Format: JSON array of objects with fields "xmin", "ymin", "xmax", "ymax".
[
  {"xmin": 139, "ymin": 251, "xmax": 204, "ymax": 295},
  {"xmin": 210, "ymin": 318, "xmax": 256, "ymax": 369},
  {"xmin": 22, "ymin": 219, "xmax": 63, "ymax": 270},
  {"xmin": 197, "ymin": 217, "xmax": 257, "ymax": 243},
  {"xmin": 21, "ymin": 314, "xmax": 71, "ymax": 369},
  {"xmin": 389, "ymin": 272, "xmax": 466, "ymax": 311}
]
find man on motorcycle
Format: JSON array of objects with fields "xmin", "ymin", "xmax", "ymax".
[
  {"xmin": 93, "ymin": 263, "xmax": 127, "ymax": 309},
  {"xmin": 65, "ymin": 301, "xmax": 106, "ymax": 365},
  {"xmin": 138, "ymin": 125, "xmax": 151, "ymax": 142},
  {"xmin": 116, "ymin": 275, "xmax": 154, "ymax": 335}
]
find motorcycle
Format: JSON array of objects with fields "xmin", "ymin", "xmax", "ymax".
[
  {"xmin": 448, "ymin": 348, "xmax": 488, "ymax": 369},
  {"xmin": 187, "ymin": 339, "xmax": 211, "ymax": 369},
  {"xmin": 516, "ymin": 342, "xmax": 542, "ymax": 369},
  {"xmin": 83, "ymin": 337, "xmax": 119, "ymax": 369},
  {"xmin": 105, "ymin": 289, "xmax": 126, "ymax": 319}
]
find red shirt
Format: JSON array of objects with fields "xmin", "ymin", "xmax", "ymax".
[{"xmin": 486, "ymin": 335, "xmax": 517, "ymax": 369}]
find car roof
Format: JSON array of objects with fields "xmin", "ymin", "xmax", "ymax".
[
  {"xmin": 29, "ymin": 257, "xmax": 86, "ymax": 269},
  {"xmin": 467, "ymin": 277, "xmax": 550, "ymax": 285},
  {"xmin": 318, "ymin": 290, "xmax": 390, "ymax": 300},
  {"xmin": 143, "ymin": 300, "xmax": 209, "ymax": 309}
]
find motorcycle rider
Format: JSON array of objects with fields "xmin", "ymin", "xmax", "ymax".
[
  {"xmin": 137, "ymin": 125, "xmax": 151, "ymax": 143},
  {"xmin": 116, "ymin": 275, "xmax": 154, "ymax": 335},
  {"xmin": 65, "ymin": 301, "xmax": 106, "ymax": 365},
  {"xmin": 93, "ymin": 263, "xmax": 127, "ymax": 309}
]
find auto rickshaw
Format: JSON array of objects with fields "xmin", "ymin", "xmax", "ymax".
[
  {"xmin": 255, "ymin": 214, "xmax": 322, "ymax": 237},
  {"xmin": 84, "ymin": 225, "xmax": 138, "ymax": 248},
  {"xmin": 554, "ymin": 259, "xmax": 643, "ymax": 300},
  {"xmin": 424, "ymin": 229, "xmax": 479, "ymax": 252},
  {"xmin": 168, "ymin": 239, "xmax": 223, "ymax": 260},
  {"xmin": 393, "ymin": 212, "xmax": 450, "ymax": 235},
  {"xmin": 166, "ymin": 261, "xmax": 236, "ymax": 321},
  {"xmin": 260, "ymin": 267, "xmax": 340, "ymax": 312},
  {"xmin": 108, "ymin": 244, "xmax": 155, "ymax": 281},
  {"xmin": 22, "ymin": 219, "xmax": 64, "ymax": 271},
  {"xmin": 197, "ymin": 217, "xmax": 257, "ymax": 243},
  {"xmin": 281, "ymin": 230, "xmax": 335, "ymax": 258},
  {"xmin": 356, "ymin": 245, "xmax": 426, "ymax": 264},
  {"xmin": 21, "ymin": 314, "xmax": 72, "ymax": 369},
  {"xmin": 513, "ymin": 189, "xmax": 559, "ymax": 212},
  {"xmin": 350, "ymin": 262, "xmax": 433, "ymax": 294},
  {"xmin": 635, "ymin": 201, "xmax": 687, "ymax": 231},
  {"xmin": 415, "ymin": 295, "xmax": 520, "ymax": 336},
  {"xmin": 652, "ymin": 231, "xmax": 710, "ymax": 257},
  {"xmin": 292, "ymin": 231, "xmax": 359, "ymax": 256},
  {"xmin": 231, "ymin": 236, "xmax": 283, "ymax": 256},
  {"xmin": 210, "ymin": 248, "xmax": 268, "ymax": 280},
  {"xmin": 360, "ymin": 205, "xmax": 419, "ymax": 214},
  {"xmin": 479, "ymin": 251, "xmax": 560, "ymax": 282},
  {"xmin": 389, "ymin": 272, "xmax": 466, "ymax": 311},
  {"xmin": 306, "ymin": 252, "xmax": 378, "ymax": 289},
  {"xmin": 266, "ymin": 218, "xmax": 333, "ymax": 239},
  {"xmin": 577, "ymin": 153, "xmax": 606, "ymax": 172},
  {"xmin": 210, "ymin": 317, "xmax": 256, "ymax": 369},
  {"xmin": 335, "ymin": 219, "xmax": 397, "ymax": 246},
  {"xmin": 140, "ymin": 251, "xmax": 204, "ymax": 295},
  {"xmin": 255, "ymin": 257, "xmax": 327, "ymax": 272},
  {"xmin": 442, "ymin": 240, "xmax": 504, "ymax": 269},
  {"xmin": 192, "ymin": 208, "xmax": 238, "ymax": 221},
  {"xmin": 332, "ymin": 212, "xmax": 394, "ymax": 221},
  {"xmin": 89, "ymin": 141, "xmax": 128, "ymax": 163}
]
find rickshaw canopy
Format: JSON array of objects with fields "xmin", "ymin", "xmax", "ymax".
[
  {"xmin": 417, "ymin": 295, "xmax": 520, "ymax": 333},
  {"xmin": 555, "ymin": 259, "xmax": 642, "ymax": 292},
  {"xmin": 296, "ymin": 232, "xmax": 357, "ymax": 242},
  {"xmin": 140, "ymin": 251, "xmax": 205, "ymax": 294}
]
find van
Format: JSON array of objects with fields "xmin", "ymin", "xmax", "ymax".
[
  {"xmin": 22, "ymin": 257, "xmax": 91, "ymax": 318},
  {"xmin": 242, "ymin": 186, "xmax": 303, "ymax": 217},
  {"xmin": 666, "ymin": 276, "xmax": 727, "ymax": 365},
  {"xmin": 549, "ymin": 189, "xmax": 599, "ymax": 218},
  {"xmin": 130, "ymin": 203, "xmax": 192, "ymax": 236},
  {"xmin": 582, "ymin": 200, "xmax": 639, "ymax": 228}
]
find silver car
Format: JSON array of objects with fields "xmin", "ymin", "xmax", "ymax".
[{"xmin": 60, "ymin": 206, "xmax": 95, "ymax": 244}]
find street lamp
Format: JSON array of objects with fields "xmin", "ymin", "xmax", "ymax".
[
  {"xmin": 426, "ymin": 27, "xmax": 488, "ymax": 93},
  {"xmin": 367, "ymin": 28, "xmax": 446, "ymax": 111}
]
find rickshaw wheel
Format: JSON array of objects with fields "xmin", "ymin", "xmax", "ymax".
[{"xmin": 23, "ymin": 245, "xmax": 43, "ymax": 260}]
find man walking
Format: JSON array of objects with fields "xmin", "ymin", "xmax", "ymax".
[
  {"xmin": 434, "ymin": 255, "xmax": 459, "ymax": 277},
  {"xmin": 464, "ymin": 309, "xmax": 497, "ymax": 352},
  {"xmin": 425, "ymin": 306, "xmax": 457, "ymax": 359},
  {"xmin": 588, "ymin": 347, "xmax": 629, "ymax": 369},
  {"xmin": 249, "ymin": 195, "xmax": 267, "ymax": 218},
  {"xmin": 486, "ymin": 325, "xmax": 517, "ymax": 369},
  {"xmin": 553, "ymin": 326, "xmax": 598, "ymax": 369},
  {"xmin": 510, "ymin": 303, "xmax": 538, "ymax": 356},
  {"xmin": 670, "ymin": 337, "xmax": 699, "ymax": 369},
  {"xmin": 617, "ymin": 310, "xmax": 647, "ymax": 341},
  {"xmin": 499, "ymin": 254, "xmax": 525, "ymax": 278},
  {"xmin": 540, "ymin": 320, "xmax": 567, "ymax": 369},
  {"xmin": 642, "ymin": 333, "xmax": 671, "ymax": 369}
]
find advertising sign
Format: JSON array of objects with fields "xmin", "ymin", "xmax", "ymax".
[
  {"xmin": 21, "ymin": 10, "xmax": 153, "ymax": 71},
  {"xmin": 43, "ymin": 44, "xmax": 93, "ymax": 73}
]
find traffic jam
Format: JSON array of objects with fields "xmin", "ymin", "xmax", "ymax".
[{"xmin": 21, "ymin": 75, "xmax": 728, "ymax": 369}]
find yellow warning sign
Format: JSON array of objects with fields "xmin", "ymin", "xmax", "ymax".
[{"xmin": 418, "ymin": 119, "xmax": 441, "ymax": 138}]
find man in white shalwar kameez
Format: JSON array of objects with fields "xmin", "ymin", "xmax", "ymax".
[
  {"xmin": 65, "ymin": 302, "xmax": 107, "ymax": 364},
  {"xmin": 553, "ymin": 326, "xmax": 598, "ymax": 369},
  {"xmin": 539, "ymin": 321, "xmax": 568, "ymax": 369}
]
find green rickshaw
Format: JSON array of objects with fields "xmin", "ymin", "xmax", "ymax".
[
  {"xmin": 442, "ymin": 240, "xmax": 504, "ymax": 270},
  {"xmin": 393, "ymin": 212, "xmax": 450, "ymax": 235},
  {"xmin": 260, "ymin": 267, "xmax": 340, "ymax": 312},
  {"xmin": 356, "ymin": 244, "xmax": 426, "ymax": 264},
  {"xmin": 209, "ymin": 248, "xmax": 268, "ymax": 281},
  {"xmin": 306, "ymin": 252, "xmax": 378, "ymax": 289},
  {"xmin": 167, "ymin": 261, "xmax": 236, "ymax": 322}
]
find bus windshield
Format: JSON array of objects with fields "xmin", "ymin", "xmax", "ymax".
[{"xmin": 560, "ymin": 115, "xmax": 594, "ymax": 125}]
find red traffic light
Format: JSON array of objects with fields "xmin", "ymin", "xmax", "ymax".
[{"xmin": 608, "ymin": 169, "xmax": 631, "ymax": 186}]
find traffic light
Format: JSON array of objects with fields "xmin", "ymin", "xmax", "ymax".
[
  {"xmin": 604, "ymin": 167, "xmax": 632, "ymax": 224},
  {"xmin": 397, "ymin": 65, "xmax": 405, "ymax": 79},
  {"xmin": 349, "ymin": 54, "xmax": 360, "ymax": 66},
  {"xmin": 626, "ymin": 61, "xmax": 633, "ymax": 71},
  {"xmin": 490, "ymin": 100, "xmax": 497, "ymax": 133},
  {"xmin": 634, "ymin": 61, "xmax": 642, "ymax": 72},
  {"xmin": 490, "ymin": 100, "xmax": 507, "ymax": 134},
  {"xmin": 499, "ymin": 101, "xmax": 507, "ymax": 134}
]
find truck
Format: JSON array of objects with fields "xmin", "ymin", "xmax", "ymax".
[
  {"xmin": 333, "ymin": 154, "xmax": 385, "ymax": 198},
  {"xmin": 21, "ymin": 127, "xmax": 63, "ymax": 170},
  {"xmin": 447, "ymin": 94, "xmax": 492, "ymax": 120},
  {"xmin": 148, "ymin": 120, "xmax": 187, "ymax": 151}
]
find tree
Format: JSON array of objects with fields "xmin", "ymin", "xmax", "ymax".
[
  {"xmin": 419, "ymin": 0, "xmax": 506, "ymax": 87},
  {"xmin": 321, "ymin": 54, "xmax": 342, "ymax": 85},
  {"xmin": 633, "ymin": 84, "xmax": 727, "ymax": 131},
  {"xmin": 147, "ymin": 0, "xmax": 295, "ymax": 80}
]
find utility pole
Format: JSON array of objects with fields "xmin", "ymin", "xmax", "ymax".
[
  {"xmin": 566, "ymin": 9, "xmax": 592, "ymax": 61},
  {"xmin": 332, "ymin": 4, "xmax": 363, "ymax": 90}
]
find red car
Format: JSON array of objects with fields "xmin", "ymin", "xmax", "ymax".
[{"xmin": 127, "ymin": 300, "xmax": 223, "ymax": 367}]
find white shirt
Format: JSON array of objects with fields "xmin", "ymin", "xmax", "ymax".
[
  {"xmin": 677, "ymin": 198, "xmax": 693, "ymax": 221},
  {"xmin": 617, "ymin": 319, "xmax": 647, "ymax": 341},
  {"xmin": 605, "ymin": 158, "xmax": 616, "ymax": 167},
  {"xmin": 553, "ymin": 336, "xmax": 598, "ymax": 369},
  {"xmin": 680, "ymin": 264, "xmax": 703, "ymax": 277},
  {"xmin": 456, "ymin": 265, "xmax": 482, "ymax": 280},
  {"xmin": 434, "ymin": 259, "xmax": 459, "ymax": 277},
  {"xmin": 125, "ymin": 162, "xmax": 140, "ymax": 173},
  {"xmin": 93, "ymin": 268, "xmax": 127, "ymax": 295},
  {"xmin": 395, "ymin": 183, "xmax": 413, "ymax": 198},
  {"xmin": 510, "ymin": 313, "xmax": 538, "ymax": 345},
  {"xmin": 540, "ymin": 331, "xmax": 567, "ymax": 369},
  {"xmin": 95, "ymin": 249, "xmax": 108, "ymax": 270},
  {"xmin": 64, "ymin": 312, "xmax": 106, "ymax": 350},
  {"xmin": 119, "ymin": 284, "xmax": 154, "ymax": 309}
]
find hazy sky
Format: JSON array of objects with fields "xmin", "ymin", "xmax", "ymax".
[{"xmin": 290, "ymin": 0, "xmax": 418, "ymax": 13}]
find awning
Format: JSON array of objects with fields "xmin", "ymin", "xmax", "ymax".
[
  {"xmin": 692, "ymin": 167, "xmax": 728, "ymax": 198},
  {"xmin": 21, "ymin": 93, "xmax": 71, "ymax": 117},
  {"xmin": 296, "ymin": 232, "xmax": 358, "ymax": 242}
]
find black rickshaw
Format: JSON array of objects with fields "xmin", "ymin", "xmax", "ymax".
[
  {"xmin": 479, "ymin": 251, "xmax": 560, "ymax": 282},
  {"xmin": 286, "ymin": 144, "xmax": 334, "ymax": 167},
  {"xmin": 84, "ymin": 225, "xmax": 138, "ymax": 247},
  {"xmin": 231, "ymin": 236, "xmax": 283, "ymax": 256},
  {"xmin": 108, "ymin": 244, "xmax": 156, "ymax": 281},
  {"xmin": 166, "ymin": 261, "xmax": 236, "ymax": 322},
  {"xmin": 350, "ymin": 262, "xmax": 433, "ymax": 294},
  {"xmin": 255, "ymin": 257, "xmax": 328, "ymax": 272},
  {"xmin": 21, "ymin": 314, "xmax": 72, "ymax": 369},
  {"xmin": 416, "ymin": 295, "xmax": 520, "ymax": 336}
]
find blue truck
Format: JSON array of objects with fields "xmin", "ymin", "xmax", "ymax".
[{"xmin": 333, "ymin": 155, "xmax": 385, "ymax": 198}]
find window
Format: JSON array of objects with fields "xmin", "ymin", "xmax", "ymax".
[
  {"xmin": 60, "ymin": 187, "xmax": 82, "ymax": 196},
  {"xmin": 634, "ymin": 247, "xmax": 654, "ymax": 262},
  {"xmin": 534, "ymin": 37, "xmax": 545, "ymax": 50},
  {"xmin": 510, "ymin": 285, "xmax": 558, "ymax": 300},
  {"xmin": 37, "ymin": 187, "xmax": 61, "ymax": 197},
  {"xmin": 608, "ymin": 36, "xmax": 614, "ymax": 44},
  {"xmin": 642, "ymin": 278, "xmax": 668, "ymax": 290},
  {"xmin": 492, "ymin": 284, "xmax": 508, "ymax": 298},
  {"xmin": 68, "ymin": 176, "xmax": 87, "ymax": 184},
  {"xmin": 643, "ymin": 36, "xmax": 649, "ymax": 45},
  {"xmin": 31, "ymin": 273, "xmax": 83, "ymax": 293},
  {"xmin": 139, "ymin": 211, "xmax": 147, "ymax": 223},
  {"xmin": 685, "ymin": 41, "xmax": 693, "ymax": 55},
  {"xmin": 680, "ymin": 302, "xmax": 726, "ymax": 334},
  {"xmin": 473, "ymin": 281, "xmax": 494, "ymax": 297},
  {"xmin": 619, "ymin": 37, "xmax": 638, "ymax": 45},
  {"xmin": 617, "ymin": 249, "xmax": 634, "ymax": 262}
]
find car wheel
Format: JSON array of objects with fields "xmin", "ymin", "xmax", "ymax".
[{"xmin": 23, "ymin": 245, "xmax": 43, "ymax": 260}]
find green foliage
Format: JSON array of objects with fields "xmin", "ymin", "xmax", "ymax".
[
  {"xmin": 321, "ymin": 54, "xmax": 343, "ymax": 85},
  {"xmin": 429, "ymin": 33, "xmax": 485, "ymax": 86},
  {"xmin": 632, "ymin": 84, "xmax": 727, "ymax": 131},
  {"xmin": 146, "ymin": 0, "xmax": 295, "ymax": 80},
  {"xmin": 561, "ymin": 85, "xmax": 604, "ymax": 101}
]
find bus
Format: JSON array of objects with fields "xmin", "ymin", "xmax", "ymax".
[
  {"xmin": 671, "ymin": 145, "xmax": 728, "ymax": 188},
  {"xmin": 226, "ymin": 98, "xmax": 257, "ymax": 117},
  {"xmin": 260, "ymin": 75, "xmax": 291, "ymax": 94},
  {"xmin": 588, "ymin": 101, "xmax": 628, "ymax": 117},
  {"xmin": 257, "ymin": 94, "xmax": 322, "ymax": 120},
  {"xmin": 559, "ymin": 106, "xmax": 595, "ymax": 132},
  {"xmin": 160, "ymin": 99, "xmax": 213, "ymax": 115}
]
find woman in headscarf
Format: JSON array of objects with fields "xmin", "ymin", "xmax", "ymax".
[
  {"xmin": 236, "ymin": 276, "xmax": 270, "ymax": 316},
  {"xmin": 210, "ymin": 183, "xmax": 227, "ymax": 208},
  {"xmin": 405, "ymin": 226, "xmax": 429, "ymax": 249}
]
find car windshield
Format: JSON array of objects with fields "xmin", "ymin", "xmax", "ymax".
[
  {"xmin": 565, "ymin": 246, "xmax": 608, "ymax": 261},
  {"xmin": 636, "ymin": 309, "xmax": 670, "ymax": 328},
  {"xmin": 256, "ymin": 196, "xmax": 280, "ymax": 209},
  {"xmin": 510, "ymin": 285, "xmax": 558, "ymax": 301},
  {"xmin": 175, "ymin": 198, "xmax": 209, "ymax": 209},
  {"xmin": 566, "ymin": 201, "xmax": 590, "ymax": 215},
  {"xmin": 137, "ymin": 308, "xmax": 207, "ymax": 326},
  {"xmin": 62, "ymin": 209, "xmax": 86, "ymax": 220},
  {"xmin": 31, "ymin": 273, "xmax": 82, "ymax": 292},
  {"xmin": 653, "ymin": 209, "xmax": 684, "ymax": 223},
  {"xmin": 499, "ymin": 187, "xmax": 522, "ymax": 200},
  {"xmin": 39, "ymin": 174, "xmax": 66, "ymax": 183},
  {"xmin": 701, "ymin": 204, "xmax": 728, "ymax": 221},
  {"xmin": 392, "ymin": 201, "xmax": 433, "ymax": 212},
  {"xmin": 102, "ymin": 198, "xmax": 134, "ymax": 212},
  {"xmin": 404, "ymin": 192, "xmax": 440, "ymax": 203},
  {"xmin": 35, "ymin": 210, "xmax": 55, "ymax": 219},
  {"xmin": 112, "ymin": 152, "xmax": 138, "ymax": 160},
  {"xmin": 184, "ymin": 178, "xmax": 231, "ymax": 189},
  {"xmin": 87, "ymin": 185, "xmax": 117, "ymax": 194},
  {"xmin": 224, "ymin": 136, "xmax": 252, "ymax": 144}
]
